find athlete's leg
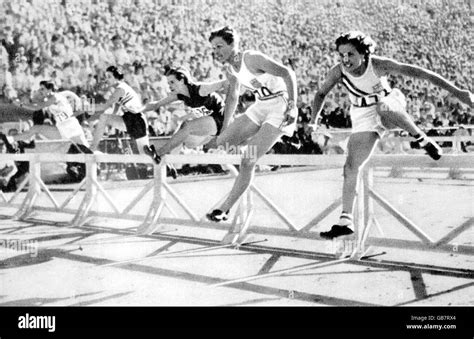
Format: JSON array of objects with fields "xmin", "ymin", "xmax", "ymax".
[
  {"xmin": 57, "ymin": 118, "xmax": 91, "ymax": 148},
  {"xmin": 156, "ymin": 116, "xmax": 218, "ymax": 156},
  {"xmin": 342, "ymin": 132, "xmax": 379, "ymax": 218},
  {"xmin": 208, "ymin": 123, "xmax": 283, "ymax": 221},
  {"xmin": 377, "ymin": 100, "xmax": 441, "ymax": 160},
  {"xmin": 12, "ymin": 125, "xmax": 62, "ymax": 142},
  {"xmin": 90, "ymin": 114, "xmax": 126, "ymax": 151},
  {"xmin": 216, "ymin": 114, "xmax": 260, "ymax": 149},
  {"xmin": 70, "ymin": 133, "xmax": 90, "ymax": 148},
  {"xmin": 376, "ymin": 101, "xmax": 422, "ymax": 136},
  {"xmin": 321, "ymin": 131, "xmax": 379, "ymax": 239}
]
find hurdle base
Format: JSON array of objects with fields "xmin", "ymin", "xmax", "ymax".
[
  {"xmin": 326, "ymin": 235, "xmax": 359, "ymax": 258},
  {"xmin": 69, "ymin": 215, "xmax": 95, "ymax": 228},
  {"xmin": 221, "ymin": 232, "xmax": 255, "ymax": 246},
  {"xmin": 136, "ymin": 223, "xmax": 175, "ymax": 236},
  {"xmin": 14, "ymin": 209, "xmax": 37, "ymax": 221},
  {"xmin": 221, "ymin": 232, "xmax": 241, "ymax": 245}
]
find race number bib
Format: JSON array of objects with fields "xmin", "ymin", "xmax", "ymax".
[{"xmin": 249, "ymin": 78, "xmax": 274, "ymax": 99}]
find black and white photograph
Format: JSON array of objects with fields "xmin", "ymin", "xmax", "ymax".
[{"xmin": 0, "ymin": 0, "xmax": 472, "ymax": 335}]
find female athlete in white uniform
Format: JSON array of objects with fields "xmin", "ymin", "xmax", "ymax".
[
  {"xmin": 206, "ymin": 26, "xmax": 298, "ymax": 222},
  {"xmin": 311, "ymin": 31, "xmax": 473, "ymax": 239},
  {"xmin": 12, "ymin": 81, "xmax": 89, "ymax": 147},
  {"xmin": 90, "ymin": 66, "xmax": 159, "ymax": 163}
]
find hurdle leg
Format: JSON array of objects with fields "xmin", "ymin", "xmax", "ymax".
[
  {"xmin": 199, "ymin": 164, "xmax": 236, "ymax": 223},
  {"xmin": 251, "ymin": 184, "xmax": 298, "ymax": 232},
  {"xmin": 59, "ymin": 178, "xmax": 86, "ymax": 210},
  {"xmin": 221, "ymin": 195, "xmax": 245, "ymax": 244},
  {"xmin": 223, "ymin": 164, "xmax": 297, "ymax": 232},
  {"xmin": 163, "ymin": 182, "xmax": 199, "ymax": 222},
  {"xmin": 8, "ymin": 175, "xmax": 29, "ymax": 205},
  {"xmin": 163, "ymin": 199, "xmax": 178, "ymax": 218},
  {"xmin": 333, "ymin": 167, "xmax": 367, "ymax": 259},
  {"xmin": 221, "ymin": 188, "xmax": 254, "ymax": 245},
  {"xmin": 70, "ymin": 156, "xmax": 97, "ymax": 227},
  {"xmin": 0, "ymin": 190, "xmax": 7, "ymax": 203},
  {"xmin": 120, "ymin": 180, "xmax": 154, "ymax": 216},
  {"xmin": 234, "ymin": 186, "xmax": 257, "ymax": 244},
  {"xmin": 136, "ymin": 162, "xmax": 168, "ymax": 235},
  {"xmin": 14, "ymin": 158, "xmax": 41, "ymax": 220},
  {"xmin": 353, "ymin": 167, "xmax": 375, "ymax": 259}
]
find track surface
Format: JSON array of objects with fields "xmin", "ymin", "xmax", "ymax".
[{"xmin": 0, "ymin": 168, "xmax": 472, "ymax": 306}]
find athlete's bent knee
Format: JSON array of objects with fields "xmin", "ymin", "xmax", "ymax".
[{"xmin": 376, "ymin": 102, "xmax": 390, "ymax": 116}]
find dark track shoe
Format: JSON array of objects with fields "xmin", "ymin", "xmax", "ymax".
[
  {"xmin": 320, "ymin": 225, "xmax": 354, "ymax": 239},
  {"xmin": 421, "ymin": 138, "xmax": 442, "ymax": 160},
  {"xmin": 167, "ymin": 164, "xmax": 178, "ymax": 179},
  {"xmin": 143, "ymin": 145, "xmax": 161, "ymax": 164},
  {"xmin": 206, "ymin": 209, "xmax": 229, "ymax": 222}
]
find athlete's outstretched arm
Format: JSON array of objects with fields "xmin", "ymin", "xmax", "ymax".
[
  {"xmin": 15, "ymin": 96, "xmax": 57, "ymax": 111},
  {"xmin": 197, "ymin": 79, "xmax": 228, "ymax": 97},
  {"xmin": 89, "ymin": 87, "xmax": 125, "ymax": 113},
  {"xmin": 310, "ymin": 65, "xmax": 342, "ymax": 125},
  {"xmin": 143, "ymin": 94, "xmax": 178, "ymax": 112},
  {"xmin": 247, "ymin": 52, "xmax": 297, "ymax": 106},
  {"xmin": 374, "ymin": 56, "xmax": 473, "ymax": 107}
]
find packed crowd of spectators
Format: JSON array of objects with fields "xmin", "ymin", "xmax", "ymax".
[{"xmin": 0, "ymin": 0, "xmax": 472, "ymax": 163}]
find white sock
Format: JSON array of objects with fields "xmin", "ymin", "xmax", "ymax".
[
  {"xmin": 415, "ymin": 134, "xmax": 428, "ymax": 147},
  {"xmin": 338, "ymin": 213, "xmax": 353, "ymax": 228}
]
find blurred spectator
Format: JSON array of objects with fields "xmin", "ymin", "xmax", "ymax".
[
  {"xmin": 0, "ymin": 0, "xmax": 471, "ymax": 159},
  {"xmin": 0, "ymin": 61, "xmax": 17, "ymax": 102}
]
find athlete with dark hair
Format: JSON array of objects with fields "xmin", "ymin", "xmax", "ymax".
[
  {"xmin": 311, "ymin": 30, "xmax": 473, "ymax": 239},
  {"xmin": 206, "ymin": 26, "xmax": 298, "ymax": 222},
  {"xmin": 11, "ymin": 80, "xmax": 89, "ymax": 147},
  {"xmin": 89, "ymin": 66, "xmax": 159, "ymax": 163},
  {"xmin": 142, "ymin": 65, "xmax": 229, "ymax": 160}
]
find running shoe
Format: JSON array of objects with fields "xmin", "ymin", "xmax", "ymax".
[
  {"xmin": 421, "ymin": 137, "xmax": 442, "ymax": 160},
  {"xmin": 320, "ymin": 225, "xmax": 354, "ymax": 239},
  {"xmin": 206, "ymin": 209, "xmax": 229, "ymax": 222},
  {"xmin": 167, "ymin": 164, "xmax": 178, "ymax": 179},
  {"xmin": 143, "ymin": 145, "xmax": 161, "ymax": 164}
]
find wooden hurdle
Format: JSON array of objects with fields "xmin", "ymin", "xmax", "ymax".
[
  {"xmin": 0, "ymin": 152, "xmax": 472, "ymax": 266},
  {"xmin": 359, "ymin": 155, "xmax": 474, "ymax": 257}
]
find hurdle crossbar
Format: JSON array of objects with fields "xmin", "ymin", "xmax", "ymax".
[{"xmin": 0, "ymin": 153, "xmax": 472, "ymax": 259}]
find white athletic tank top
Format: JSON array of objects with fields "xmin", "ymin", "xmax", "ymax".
[
  {"xmin": 116, "ymin": 81, "xmax": 143, "ymax": 113},
  {"xmin": 340, "ymin": 57, "xmax": 392, "ymax": 107},
  {"xmin": 59, "ymin": 90, "xmax": 82, "ymax": 112},
  {"xmin": 46, "ymin": 93, "xmax": 74, "ymax": 123},
  {"xmin": 233, "ymin": 50, "xmax": 287, "ymax": 100}
]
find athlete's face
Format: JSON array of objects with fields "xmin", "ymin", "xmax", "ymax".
[
  {"xmin": 105, "ymin": 71, "xmax": 116, "ymax": 86},
  {"xmin": 210, "ymin": 37, "xmax": 235, "ymax": 63},
  {"xmin": 166, "ymin": 75, "xmax": 185, "ymax": 94},
  {"xmin": 338, "ymin": 43, "xmax": 365, "ymax": 74},
  {"xmin": 38, "ymin": 85, "xmax": 51, "ymax": 99}
]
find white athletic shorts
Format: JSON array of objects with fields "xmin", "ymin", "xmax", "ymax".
[
  {"xmin": 350, "ymin": 88, "xmax": 406, "ymax": 137},
  {"xmin": 245, "ymin": 95, "xmax": 297, "ymax": 137},
  {"xmin": 56, "ymin": 118, "xmax": 87, "ymax": 144}
]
